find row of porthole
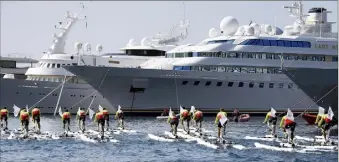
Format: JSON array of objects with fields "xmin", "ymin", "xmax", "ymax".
[
  {"xmin": 15, "ymin": 92, "xmax": 102, "ymax": 98},
  {"xmin": 181, "ymin": 80, "xmax": 294, "ymax": 89}
]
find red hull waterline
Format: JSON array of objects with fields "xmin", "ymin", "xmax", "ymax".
[{"xmin": 302, "ymin": 113, "xmax": 317, "ymax": 125}]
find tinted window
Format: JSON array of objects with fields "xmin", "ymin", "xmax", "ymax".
[
  {"xmin": 52, "ymin": 64, "xmax": 55, "ymax": 68},
  {"xmin": 251, "ymin": 39, "xmax": 260, "ymax": 45},
  {"xmin": 238, "ymin": 82, "xmax": 244, "ymax": 87},
  {"xmin": 249, "ymin": 82, "xmax": 254, "ymax": 88},
  {"xmin": 47, "ymin": 63, "xmax": 51, "ymax": 68},
  {"xmin": 263, "ymin": 39, "xmax": 270, "ymax": 46},
  {"xmin": 291, "ymin": 41, "xmax": 298, "ymax": 47},
  {"xmin": 228, "ymin": 82, "xmax": 234, "ymax": 87},
  {"xmin": 269, "ymin": 83, "xmax": 274, "ymax": 88},
  {"xmin": 288, "ymin": 83, "xmax": 293, "ymax": 89},
  {"xmin": 270, "ymin": 40, "xmax": 277, "ymax": 46},
  {"xmin": 194, "ymin": 81, "xmax": 200, "ymax": 86},
  {"xmin": 297, "ymin": 41, "xmax": 303, "ymax": 47},
  {"xmin": 182, "ymin": 81, "xmax": 188, "ymax": 85},
  {"xmin": 259, "ymin": 83, "xmax": 264, "ymax": 88},
  {"xmin": 205, "ymin": 81, "xmax": 211, "ymax": 86},
  {"xmin": 277, "ymin": 40, "xmax": 284, "ymax": 46},
  {"xmin": 302, "ymin": 42, "xmax": 311, "ymax": 48},
  {"xmin": 284, "ymin": 40, "xmax": 291, "ymax": 47},
  {"xmin": 217, "ymin": 82, "xmax": 223, "ymax": 86},
  {"xmin": 256, "ymin": 39, "xmax": 263, "ymax": 46},
  {"xmin": 57, "ymin": 64, "xmax": 61, "ymax": 68}
]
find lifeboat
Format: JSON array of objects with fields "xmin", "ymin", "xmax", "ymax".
[
  {"xmin": 239, "ymin": 114, "xmax": 251, "ymax": 122},
  {"xmin": 302, "ymin": 113, "xmax": 317, "ymax": 125}
]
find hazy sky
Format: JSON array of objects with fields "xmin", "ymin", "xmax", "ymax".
[{"xmin": 1, "ymin": 1, "xmax": 337, "ymax": 59}]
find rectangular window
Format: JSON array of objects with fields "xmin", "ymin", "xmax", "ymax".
[
  {"xmin": 52, "ymin": 64, "xmax": 55, "ymax": 68},
  {"xmin": 256, "ymin": 54, "xmax": 262, "ymax": 59},
  {"xmin": 249, "ymin": 82, "xmax": 254, "ymax": 88},
  {"xmin": 288, "ymin": 83, "xmax": 293, "ymax": 89},
  {"xmin": 256, "ymin": 68, "xmax": 263, "ymax": 73},
  {"xmin": 269, "ymin": 83, "xmax": 274, "ymax": 88},
  {"xmin": 302, "ymin": 42, "xmax": 311, "ymax": 48},
  {"xmin": 256, "ymin": 39, "xmax": 264, "ymax": 46},
  {"xmin": 238, "ymin": 82, "xmax": 244, "ymax": 87},
  {"xmin": 266, "ymin": 54, "xmax": 272, "ymax": 59},
  {"xmin": 182, "ymin": 81, "xmax": 188, "ymax": 85},
  {"xmin": 217, "ymin": 82, "xmax": 223, "ymax": 86},
  {"xmin": 273, "ymin": 54, "xmax": 280, "ymax": 60},
  {"xmin": 72, "ymin": 63, "xmax": 78, "ymax": 66},
  {"xmin": 241, "ymin": 67, "xmax": 248, "ymax": 73},
  {"xmin": 57, "ymin": 64, "xmax": 61, "ymax": 68},
  {"xmin": 47, "ymin": 63, "xmax": 51, "ymax": 68},
  {"xmin": 205, "ymin": 81, "xmax": 211, "ymax": 86},
  {"xmin": 228, "ymin": 82, "xmax": 234, "ymax": 87},
  {"xmin": 259, "ymin": 83, "xmax": 264, "ymax": 88},
  {"xmin": 279, "ymin": 83, "xmax": 284, "ymax": 88},
  {"xmin": 194, "ymin": 81, "xmax": 200, "ymax": 86},
  {"xmin": 242, "ymin": 53, "xmax": 249, "ymax": 58},
  {"xmin": 297, "ymin": 41, "xmax": 303, "ymax": 47}
]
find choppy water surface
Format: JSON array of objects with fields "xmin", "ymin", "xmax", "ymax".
[{"xmin": 0, "ymin": 116, "xmax": 337, "ymax": 162}]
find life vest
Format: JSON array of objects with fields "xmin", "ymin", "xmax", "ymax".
[
  {"xmin": 284, "ymin": 118, "xmax": 294, "ymax": 126},
  {"xmin": 78, "ymin": 110, "xmax": 86, "ymax": 117},
  {"xmin": 195, "ymin": 111, "xmax": 202, "ymax": 119},
  {"xmin": 63, "ymin": 112, "xmax": 70, "ymax": 119},
  {"xmin": 32, "ymin": 108, "xmax": 40, "ymax": 116},
  {"xmin": 324, "ymin": 115, "xmax": 332, "ymax": 123},
  {"xmin": 0, "ymin": 109, "xmax": 8, "ymax": 116},
  {"xmin": 118, "ymin": 111, "xmax": 124, "ymax": 118},
  {"xmin": 182, "ymin": 110, "xmax": 189, "ymax": 117},
  {"xmin": 102, "ymin": 110, "xmax": 109, "ymax": 115},
  {"xmin": 96, "ymin": 112, "xmax": 104, "ymax": 120},
  {"xmin": 20, "ymin": 112, "xmax": 29, "ymax": 120},
  {"xmin": 170, "ymin": 115, "xmax": 178, "ymax": 122}
]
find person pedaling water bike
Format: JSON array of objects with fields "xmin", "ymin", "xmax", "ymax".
[
  {"xmin": 19, "ymin": 109, "xmax": 30, "ymax": 135},
  {"xmin": 115, "ymin": 108, "xmax": 124, "ymax": 129},
  {"xmin": 279, "ymin": 111, "xmax": 296, "ymax": 145},
  {"xmin": 167, "ymin": 111, "xmax": 179, "ymax": 137},
  {"xmin": 61, "ymin": 109, "xmax": 71, "ymax": 132},
  {"xmin": 76, "ymin": 108, "xmax": 86, "ymax": 132},
  {"xmin": 315, "ymin": 109, "xmax": 338, "ymax": 144},
  {"xmin": 263, "ymin": 109, "xmax": 277, "ymax": 137},
  {"xmin": 215, "ymin": 108, "xmax": 228, "ymax": 142},
  {"xmin": 94, "ymin": 110, "xmax": 105, "ymax": 135},
  {"xmin": 31, "ymin": 107, "xmax": 41, "ymax": 133},
  {"xmin": 101, "ymin": 108, "xmax": 110, "ymax": 131},
  {"xmin": 0, "ymin": 107, "xmax": 9, "ymax": 130},
  {"xmin": 180, "ymin": 107, "xmax": 191, "ymax": 134},
  {"xmin": 192, "ymin": 108, "xmax": 203, "ymax": 134}
]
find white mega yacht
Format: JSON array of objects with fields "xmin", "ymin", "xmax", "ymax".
[
  {"xmin": 0, "ymin": 4, "xmax": 190, "ymax": 114},
  {"xmin": 64, "ymin": 1, "xmax": 338, "ymax": 114}
]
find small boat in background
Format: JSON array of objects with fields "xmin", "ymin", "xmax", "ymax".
[
  {"xmin": 239, "ymin": 114, "xmax": 250, "ymax": 122},
  {"xmin": 302, "ymin": 113, "xmax": 317, "ymax": 125}
]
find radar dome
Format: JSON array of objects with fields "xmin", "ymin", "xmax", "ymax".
[
  {"xmin": 265, "ymin": 25, "xmax": 272, "ymax": 33},
  {"xmin": 245, "ymin": 26, "xmax": 255, "ymax": 36},
  {"xmin": 128, "ymin": 39, "xmax": 136, "ymax": 46},
  {"xmin": 84, "ymin": 43, "xmax": 91, "ymax": 52},
  {"xmin": 74, "ymin": 42, "xmax": 83, "ymax": 51},
  {"xmin": 209, "ymin": 28, "xmax": 218, "ymax": 38},
  {"xmin": 219, "ymin": 16, "xmax": 239, "ymax": 36},
  {"xmin": 96, "ymin": 44, "xmax": 103, "ymax": 52},
  {"xmin": 293, "ymin": 25, "xmax": 302, "ymax": 33},
  {"xmin": 250, "ymin": 23, "xmax": 260, "ymax": 35},
  {"xmin": 141, "ymin": 37, "xmax": 150, "ymax": 46},
  {"xmin": 235, "ymin": 26, "xmax": 245, "ymax": 35}
]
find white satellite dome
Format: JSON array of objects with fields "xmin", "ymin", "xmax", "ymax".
[
  {"xmin": 245, "ymin": 26, "xmax": 255, "ymax": 36},
  {"xmin": 141, "ymin": 37, "xmax": 150, "ymax": 46},
  {"xmin": 74, "ymin": 42, "xmax": 83, "ymax": 51},
  {"xmin": 219, "ymin": 16, "xmax": 239, "ymax": 36},
  {"xmin": 235, "ymin": 26, "xmax": 245, "ymax": 35},
  {"xmin": 293, "ymin": 25, "xmax": 302, "ymax": 33},
  {"xmin": 208, "ymin": 28, "xmax": 218, "ymax": 38},
  {"xmin": 96, "ymin": 44, "xmax": 103, "ymax": 52},
  {"xmin": 84, "ymin": 43, "xmax": 91, "ymax": 52},
  {"xmin": 128, "ymin": 39, "xmax": 136, "ymax": 46},
  {"xmin": 265, "ymin": 25, "xmax": 273, "ymax": 33},
  {"xmin": 250, "ymin": 23, "xmax": 260, "ymax": 35}
]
